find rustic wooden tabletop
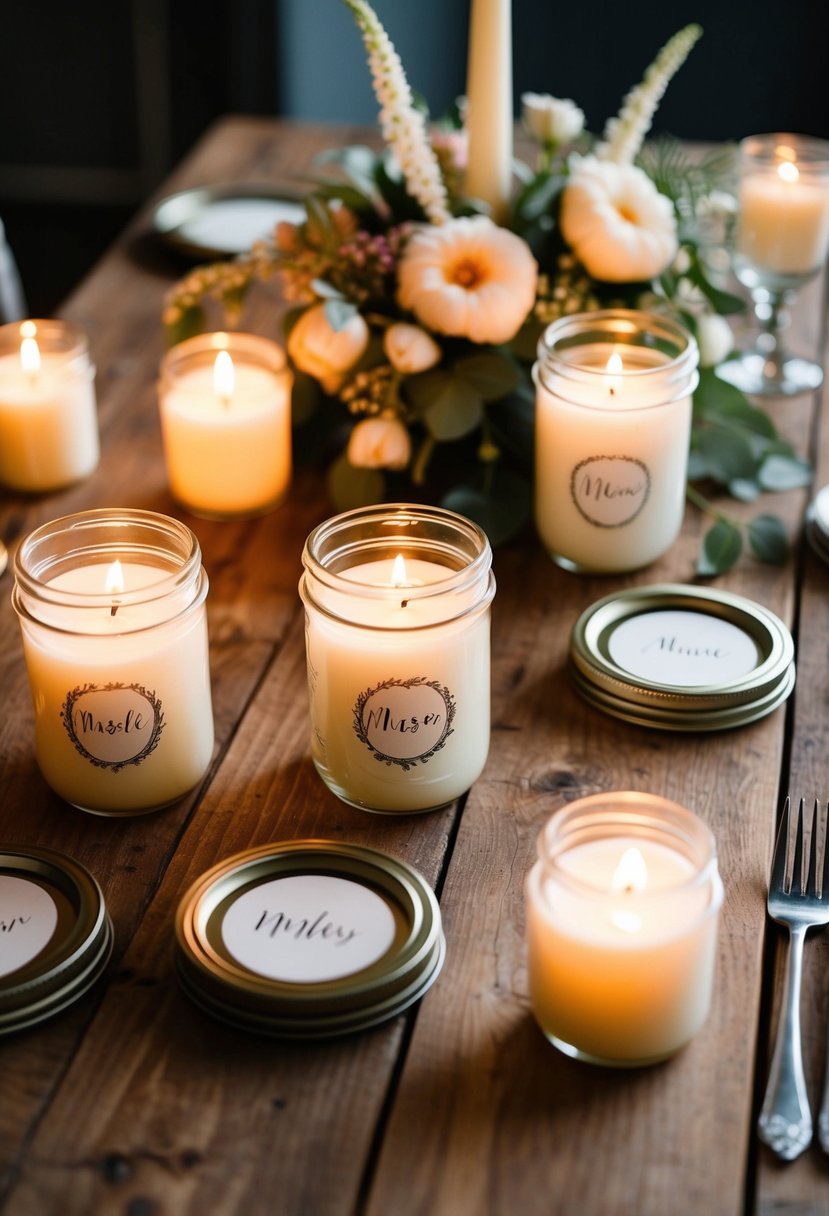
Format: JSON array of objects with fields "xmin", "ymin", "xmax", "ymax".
[{"xmin": 1, "ymin": 116, "xmax": 828, "ymax": 1216}]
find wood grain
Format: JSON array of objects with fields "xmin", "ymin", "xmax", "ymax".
[{"xmin": 0, "ymin": 117, "xmax": 825, "ymax": 1216}]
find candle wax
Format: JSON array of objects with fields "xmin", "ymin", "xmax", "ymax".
[{"xmin": 0, "ymin": 353, "xmax": 98, "ymax": 491}]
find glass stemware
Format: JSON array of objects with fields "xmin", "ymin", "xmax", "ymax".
[{"xmin": 718, "ymin": 133, "xmax": 829, "ymax": 398}]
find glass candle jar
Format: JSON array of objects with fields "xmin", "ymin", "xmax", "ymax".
[
  {"xmin": 534, "ymin": 310, "xmax": 699, "ymax": 573},
  {"xmin": 0, "ymin": 319, "xmax": 99, "ymax": 492},
  {"xmin": 525, "ymin": 791, "xmax": 723, "ymax": 1067},
  {"xmin": 299, "ymin": 504, "xmax": 496, "ymax": 814},
  {"xmin": 158, "ymin": 331, "xmax": 292, "ymax": 519},
  {"xmin": 13, "ymin": 509, "xmax": 214, "ymax": 816}
]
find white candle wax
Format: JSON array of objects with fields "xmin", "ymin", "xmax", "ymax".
[
  {"xmin": 535, "ymin": 346, "xmax": 693, "ymax": 572},
  {"xmin": 526, "ymin": 834, "xmax": 721, "ymax": 1064},
  {"xmin": 464, "ymin": 0, "xmax": 513, "ymax": 221},
  {"xmin": 0, "ymin": 323, "xmax": 98, "ymax": 492},
  {"xmin": 303, "ymin": 556, "xmax": 491, "ymax": 813},
  {"xmin": 737, "ymin": 163, "xmax": 829, "ymax": 277},
  {"xmin": 17, "ymin": 560, "xmax": 213, "ymax": 815},
  {"xmin": 159, "ymin": 336, "xmax": 291, "ymax": 518}
]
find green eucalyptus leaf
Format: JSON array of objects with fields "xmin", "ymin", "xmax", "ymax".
[
  {"xmin": 697, "ymin": 520, "xmax": 743, "ymax": 576},
  {"xmin": 304, "ymin": 181, "xmax": 375, "ymax": 211},
  {"xmin": 315, "ymin": 145, "xmax": 381, "ymax": 197},
  {"xmin": 728, "ymin": 477, "xmax": 761, "ymax": 502},
  {"xmin": 454, "ymin": 352, "xmax": 519, "ymax": 401},
  {"xmin": 685, "ymin": 256, "xmax": 746, "ymax": 315},
  {"xmin": 441, "ymin": 469, "xmax": 532, "ymax": 546},
  {"xmin": 406, "ymin": 371, "xmax": 484, "ymax": 439},
  {"xmin": 327, "ymin": 453, "xmax": 386, "ymax": 511},
  {"xmin": 685, "ymin": 449, "xmax": 710, "ymax": 481},
  {"xmin": 695, "ymin": 370, "xmax": 778, "ymax": 437},
  {"xmin": 758, "ymin": 453, "xmax": 812, "ymax": 491},
  {"xmin": 324, "ymin": 298, "xmax": 359, "ymax": 332},
  {"xmin": 749, "ymin": 514, "xmax": 789, "ymax": 564},
  {"xmin": 696, "ymin": 425, "xmax": 757, "ymax": 484},
  {"xmin": 311, "ymin": 279, "xmax": 344, "ymax": 300}
]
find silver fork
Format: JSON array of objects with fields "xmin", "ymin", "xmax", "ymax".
[{"xmin": 758, "ymin": 796, "xmax": 829, "ymax": 1160}]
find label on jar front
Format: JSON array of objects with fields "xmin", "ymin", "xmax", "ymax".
[
  {"xmin": 353, "ymin": 676, "xmax": 456, "ymax": 769},
  {"xmin": 60, "ymin": 682, "xmax": 165, "ymax": 770},
  {"xmin": 221, "ymin": 874, "xmax": 397, "ymax": 983},
  {"xmin": 0, "ymin": 875, "xmax": 58, "ymax": 978},
  {"xmin": 571, "ymin": 456, "xmax": 651, "ymax": 527}
]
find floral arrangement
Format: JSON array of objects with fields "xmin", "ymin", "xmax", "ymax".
[{"xmin": 165, "ymin": 1, "xmax": 810, "ymax": 572}]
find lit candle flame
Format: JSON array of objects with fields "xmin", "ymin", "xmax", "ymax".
[
  {"xmin": 105, "ymin": 559, "xmax": 124, "ymax": 617},
  {"xmin": 610, "ymin": 846, "xmax": 647, "ymax": 933},
  {"xmin": 777, "ymin": 160, "xmax": 799, "ymax": 185},
  {"xmin": 606, "ymin": 352, "xmax": 624, "ymax": 375},
  {"xmin": 391, "ymin": 553, "xmax": 409, "ymax": 587},
  {"xmin": 19, "ymin": 324, "xmax": 41, "ymax": 379},
  {"xmin": 213, "ymin": 349, "xmax": 235, "ymax": 402}
]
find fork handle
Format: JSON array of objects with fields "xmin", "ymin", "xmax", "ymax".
[
  {"xmin": 758, "ymin": 924, "xmax": 813, "ymax": 1160},
  {"xmin": 817, "ymin": 1026, "xmax": 829, "ymax": 1152}
]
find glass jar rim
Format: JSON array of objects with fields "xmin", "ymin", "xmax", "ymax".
[
  {"xmin": 740, "ymin": 132, "xmax": 829, "ymax": 169},
  {"xmin": 534, "ymin": 309, "xmax": 699, "ymax": 408},
  {"xmin": 301, "ymin": 502, "xmax": 493, "ymax": 606},
  {"xmin": 159, "ymin": 330, "xmax": 289, "ymax": 389},
  {"xmin": 536, "ymin": 791, "xmax": 721, "ymax": 905},
  {"xmin": 0, "ymin": 317, "xmax": 90, "ymax": 361},
  {"xmin": 13, "ymin": 508, "xmax": 204, "ymax": 620}
]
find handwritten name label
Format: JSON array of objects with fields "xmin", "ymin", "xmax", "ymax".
[
  {"xmin": 608, "ymin": 609, "xmax": 760, "ymax": 687},
  {"xmin": 571, "ymin": 456, "xmax": 651, "ymax": 527},
  {"xmin": 61, "ymin": 683, "xmax": 165, "ymax": 769},
  {"xmin": 354, "ymin": 677, "xmax": 456, "ymax": 768},
  {"xmin": 0, "ymin": 875, "xmax": 58, "ymax": 978},
  {"xmin": 222, "ymin": 874, "xmax": 396, "ymax": 983}
]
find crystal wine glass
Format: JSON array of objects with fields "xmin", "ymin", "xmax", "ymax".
[{"xmin": 718, "ymin": 133, "xmax": 829, "ymax": 397}]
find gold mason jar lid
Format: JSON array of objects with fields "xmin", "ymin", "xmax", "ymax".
[
  {"xmin": 174, "ymin": 840, "xmax": 445, "ymax": 1037},
  {"xmin": 0, "ymin": 845, "xmax": 113, "ymax": 1035},
  {"xmin": 569, "ymin": 583, "xmax": 795, "ymax": 732}
]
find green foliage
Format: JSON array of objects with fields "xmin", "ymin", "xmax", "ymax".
[
  {"xmin": 442, "ymin": 469, "xmax": 532, "ymax": 547},
  {"xmin": 696, "ymin": 520, "xmax": 743, "ymax": 576},
  {"xmin": 327, "ymin": 452, "xmax": 386, "ymax": 511},
  {"xmin": 749, "ymin": 514, "xmax": 789, "ymax": 563}
]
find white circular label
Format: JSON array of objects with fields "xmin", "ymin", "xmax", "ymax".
[
  {"xmin": 221, "ymin": 874, "xmax": 397, "ymax": 983},
  {"xmin": 61, "ymin": 683, "xmax": 164, "ymax": 769},
  {"xmin": 571, "ymin": 456, "xmax": 651, "ymax": 527},
  {"xmin": 0, "ymin": 875, "xmax": 59, "ymax": 978},
  {"xmin": 608, "ymin": 609, "xmax": 760, "ymax": 686},
  {"xmin": 354, "ymin": 677, "xmax": 456, "ymax": 768}
]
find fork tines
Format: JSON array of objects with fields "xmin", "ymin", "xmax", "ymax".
[{"xmin": 780, "ymin": 796, "xmax": 829, "ymax": 898}]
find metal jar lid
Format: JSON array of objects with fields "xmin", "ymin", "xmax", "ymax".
[
  {"xmin": 175, "ymin": 840, "xmax": 445, "ymax": 1038},
  {"xmin": 806, "ymin": 484, "xmax": 829, "ymax": 563},
  {"xmin": 0, "ymin": 846, "xmax": 113, "ymax": 1035},
  {"xmin": 569, "ymin": 583, "xmax": 795, "ymax": 732}
]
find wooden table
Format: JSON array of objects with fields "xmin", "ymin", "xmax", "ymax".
[{"xmin": 1, "ymin": 117, "xmax": 829, "ymax": 1216}]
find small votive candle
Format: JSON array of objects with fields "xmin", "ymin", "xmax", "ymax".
[
  {"xmin": 299, "ymin": 504, "xmax": 495, "ymax": 814},
  {"xmin": 525, "ymin": 792, "xmax": 722, "ymax": 1067},
  {"xmin": 734, "ymin": 133, "xmax": 829, "ymax": 289},
  {"xmin": 0, "ymin": 319, "xmax": 99, "ymax": 492},
  {"xmin": 158, "ymin": 331, "xmax": 292, "ymax": 518},
  {"xmin": 13, "ymin": 509, "xmax": 214, "ymax": 816},
  {"xmin": 534, "ymin": 310, "xmax": 698, "ymax": 573}
]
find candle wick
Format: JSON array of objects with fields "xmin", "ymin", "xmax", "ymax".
[
  {"xmin": 400, "ymin": 598, "xmax": 409, "ymax": 609},
  {"xmin": 624, "ymin": 882, "xmax": 634, "ymax": 893},
  {"xmin": 110, "ymin": 603, "xmax": 119, "ymax": 617},
  {"xmin": 609, "ymin": 387, "xmax": 615, "ymax": 397}
]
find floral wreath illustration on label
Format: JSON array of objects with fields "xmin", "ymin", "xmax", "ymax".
[
  {"xmin": 353, "ymin": 675, "xmax": 456, "ymax": 770},
  {"xmin": 570, "ymin": 455, "xmax": 651, "ymax": 528},
  {"xmin": 60, "ymin": 681, "xmax": 165, "ymax": 771}
]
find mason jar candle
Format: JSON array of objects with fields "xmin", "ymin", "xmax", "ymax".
[
  {"xmin": 525, "ymin": 791, "xmax": 723, "ymax": 1067},
  {"xmin": 13, "ymin": 508, "xmax": 214, "ymax": 816},
  {"xmin": 158, "ymin": 331, "xmax": 292, "ymax": 518},
  {"xmin": 0, "ymin": 319, "xmax": 99, "ymax": 492},
  {"xmin": 534, "ymin": 310, "xmax": 699, "ymax": 573},
  {"xmin": 299, "ymin": 504, "xmax": 496, "ymax": 814}
]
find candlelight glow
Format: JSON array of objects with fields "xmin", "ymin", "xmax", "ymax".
[
  {"xmin": 606, "ymin": 351, "xmax": 624, "ymax": 375},
  {"xmin": 213, "ymin": 350, "xmax": 235, "ymax": 400},
  {"xmin": 777, "ymin": 160, "xmax": 799, "ymax": 185},
  {"xmin": 391, "ymin": 553, "xmax": 408, "ymax": 587},
  {"xmin": 104, "ymin": 559, "xmax": 125, "ymax": 597},
  {"xmin": 20, "ymin": 333, "xmax": 41, "ymax": 377},
  {"xmin": 610, "ymin": 846, "xmax": 647, "ymax": 932}
]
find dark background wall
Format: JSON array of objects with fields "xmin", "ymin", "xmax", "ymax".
[{"xmin": 1, "ymin": 0, "xmax": 827, "ymax": 316}]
